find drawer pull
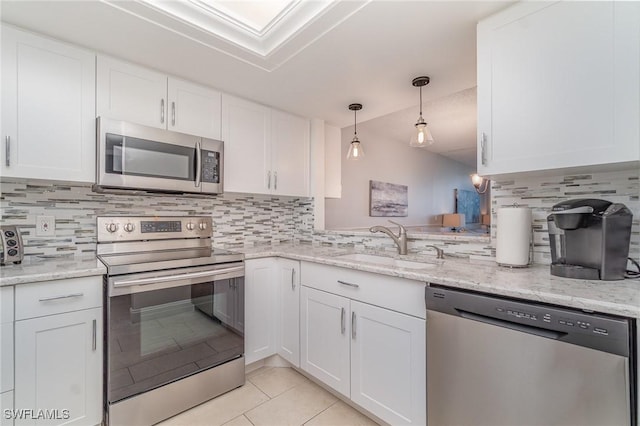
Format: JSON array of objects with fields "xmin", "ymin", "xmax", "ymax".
[
  {"xmin": 352, "ymin": 312, "xmax": 356, "ymax": 339},
  {"xmin": 341, "ymin": 307, "xmax": 345, "ymax": 334},
  {"xmin": 92, "ymin": 319, "xmax": 97, "ymax": 351},
  {"xmin": 337, "ymin": 280, "xmax": 359, "ymax": 289},
  {"xmin": 39, "ymin": 292, "xmax": 84, "ymax": 302}
]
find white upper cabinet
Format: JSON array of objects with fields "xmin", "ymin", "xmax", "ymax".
[
  {"xmin": 167, "ymin": 78, "xmax": 222, "ymax": 139},
  {"xmin": 477, "ymin": 1, "xmax": 640, "ymax": 176},
  {"xmin": 222, "ymin": 94, "xmax": 310, "ymax": 197},
  {"xmin": 222, "ymin": 95, "xmax": 272, "ymax": 195},
  {"xmin": 1, "ymin": 25, "xmax": 96, "ymax": 182},
  {"xmin": 271, "ymin": 110, "xmax": 310, "ymax": 197},
  {"xmin": 97, "ymin": 56, "xmax": 222, "ymax": 139}
]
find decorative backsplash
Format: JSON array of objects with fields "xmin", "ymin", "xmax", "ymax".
[
  {"xmin": 491, "ymin": 168, "xmax": 640, "ymax": 264},
  {"xmin": 0, "ymin": 178, "xmax": 313, "ymax": 259},
  {"xmin": 3, "ymin": 167, "xmax": 638, "ymax": 266}
]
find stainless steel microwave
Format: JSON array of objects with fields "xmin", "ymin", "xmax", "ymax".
[{"xmin": 96, "ymin": 117, "xmax": 223, "ymax": 195}]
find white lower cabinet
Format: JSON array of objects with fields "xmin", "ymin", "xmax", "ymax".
[
  {"xmin": 13, "ymin": 276, "xmax": 102, "ymax": 426},
  {"xmin": 276, "ymin": 259, "xmax": 301, "ymax": 367},
  {"xmin": 1, "ymin": 391, "xmax": 14, "ymax": 426},
  {"xmin": 300, "ymin": 265, "xmax": 426, "ymax": 426},
  {"xmin": 244, "ymin": 258, "xmax": 277, "ymax": 364},
  {"xmin": 300, "ymin": 287, "xmax": 351, "ymax": 397},
  {"xmin": 350, "ymin": 300, "xmax": 425, "ymax": 425}
]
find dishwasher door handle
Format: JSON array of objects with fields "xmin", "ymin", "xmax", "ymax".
[{"xmin": 457, "ymin": 309, "xmax": 566, "ymax": 340}]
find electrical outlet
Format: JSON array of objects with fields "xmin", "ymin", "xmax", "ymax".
[{"xmin": 36, "ymin": 215, "xmax": 55, "ymax": 236}]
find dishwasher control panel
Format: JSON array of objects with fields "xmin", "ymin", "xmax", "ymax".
[{"xmin": 426, "ymin": 285, "xmax": 631, "ymax": 357}]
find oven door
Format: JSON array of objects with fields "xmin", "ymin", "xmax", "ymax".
[{"xmin": 106, "ymin": 262, "xmax": 244, "ymax": 404}]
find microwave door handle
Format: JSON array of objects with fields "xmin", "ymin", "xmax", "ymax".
[{"xmin": 195, "ymin": 141, "xmax": 202, "ymax": 188}]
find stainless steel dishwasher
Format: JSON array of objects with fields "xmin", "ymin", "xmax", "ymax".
[{"xmin": 425, "ymin": 285, "xmax": 636, "ymax": 426}]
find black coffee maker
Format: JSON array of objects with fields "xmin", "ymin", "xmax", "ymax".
[{"xmin": 547, "ymin": 199, "xmax": 632, "ymax": 280}]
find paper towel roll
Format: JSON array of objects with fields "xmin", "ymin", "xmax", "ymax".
[{"xmin": 496, "ymin": 207, "xmax": 532, "ymax": 267}]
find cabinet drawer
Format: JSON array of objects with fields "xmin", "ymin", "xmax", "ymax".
[
  {"xmin": 15, "ymin": 276, "xmax": 102, "ymax": 320},
  {"xmin": 1, "ymin": 287, "xmax": 13, "ymax": 324},
  {"xmin": 300, "ymin": 262, "xmax": 425, "ymax": 319}
]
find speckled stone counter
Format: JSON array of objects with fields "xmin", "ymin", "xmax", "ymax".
[
  {"xmin": 235, "ymin": 243, "xmax": 640, "ymax": 318},
  {"xmin": 0, "ymin": 256, "xmax": 106, "ymax": 286}
]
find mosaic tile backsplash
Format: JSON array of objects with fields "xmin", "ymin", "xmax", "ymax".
[
  {"xmin": 0, "ymin": 178, "xmax": 313, "ymax": 258},
  {"xmin": 491, "ymin": 168, "xmax": 640, "ymax": 264},
  {"xmin": 2, "ymin": 166, "xmax": 638, "ymax": 267}
]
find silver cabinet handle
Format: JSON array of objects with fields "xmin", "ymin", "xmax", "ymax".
[
  {"xmin": 267, "ymin": 171, "xmax": 271, "ymax": 189},
  {"xmin": 39, "ymin": 293, "xmax": 84, "ymax": 302},
  {"xmin": 274, "ymin": 171, "xmax": 278, "ymax": 190},
  {"xmin": 291, "ymin": 268, "xmax": 295, "ymax": 290},
  {"xmin": 92, "ymin": 319, "xmax": 97, "ymax": 351},
  {"xmin": 341, "ymin": 307, "xmax": 345, "ymax": 335},
  {"xmin": 337, "ymin": 280, "xmax": 359, "ymax": 288},
  {"xmin": 195, "ymin": 141, "xmax": 202, "ymax": 188},
  {"xmin": 171, "ymin": 101, "xmax": 176, "ymax": 126},
  {"xmin": 351, "ymin": 312, "xmax": 356, "ymax": 339},
  {"xmin": 480, "ymin": 132, "xmax": 487, "ymax": 166},
  {"xmin": 161, "ymin": 99, "xmax": 165, "ymax": 124},
  {"xmin": 5, "ymin": 136, "xmax": 10, "ymax": 167}
]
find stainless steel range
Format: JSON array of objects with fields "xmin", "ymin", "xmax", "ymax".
[{"xmin": 97, "ymin": 216, "xmax": 245, "ymax": 426}]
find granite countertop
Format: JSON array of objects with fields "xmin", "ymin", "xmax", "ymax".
[
  {"xmin": 0, "ymin": 256, "xmax": 106, "ymax": 286},
  {"xmin": 237, "ymin": 244, "xmax": 640, "ymax": 318},
  {"xmin": 1, "ymin": 244, "xmax": 638, "ymax": 318}
]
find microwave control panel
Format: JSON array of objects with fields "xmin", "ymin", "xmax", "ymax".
[{"xmin": 201, "ymin": 150, "xmax": 220, "ymax": 184}]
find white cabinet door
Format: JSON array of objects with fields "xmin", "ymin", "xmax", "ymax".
[
  {"xmin": 271, "ymin": 110, "xmax": 310, "ymax": 197},
  {"xmin": 97, "ymin": 55, "xmax": 167, "ymax": 129},
  {"xmin": 14, "ymin": 307, "xmax": 102, "ymax": 426},
  {"xmin": 1, "ymin": 287, "xmax": 13, "ymax": 395},
  {"xmin": 244, "ymin": 258, "xmax": 277, "ymax": 364},
  {"xmin": 1, "ymin": 25, "xmax": 96, "ymax": 182},
  {"xmin": 168, "ymin": 78, "xmax": 221, "ymax": 139},
  {"xmin": 221, "ymin": 94, "xmax": 272, "ymax": 195},
  {"xmin": 300, "ymin": 286, "xmax": 350, "ymax": 398},
  {"xmin": 276, "ymin": 259, "xmax": 300, "ymax": 367},
  {"xmin": 477, "ymin": 1, "xmax": 640, "ymax": 176},
  {"xmin": 1, "ymin": 391, "xmax": 13, "ymax": 426},
  {"xmin": 350, "ymin": 300, "xmax": 426, "ymax": 426}
]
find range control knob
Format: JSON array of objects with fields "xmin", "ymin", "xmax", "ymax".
[
  {"xmin": 124, "ymin": 223, "xmax": 135, "ymax": 233},
  {"xmin": 106, "ymin": 223, "xmax": 118, "ymax": 233},
  {"xmin": 186, "ymin": 222, "xmax": 195, "ymax": 231},
  {"xmin": 199, "ymin": 222, "xmax": 208, "ymax": 231}
]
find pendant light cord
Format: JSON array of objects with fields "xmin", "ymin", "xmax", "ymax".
[
  {"xmin": 419, "ymin": 86, "xmax": 423, "ymax": 117},
  {"xmin": 354, "ymin": 109, "xmax": 357, "ymax": 136}
]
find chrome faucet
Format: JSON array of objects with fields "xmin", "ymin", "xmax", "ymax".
[
  {"xmin": 424, "ymin": 244, "xmax": 445, "ymax": 259},
  {"xmin": 369, "ymin": 220, "xmax": 408, "ymax": 255}
]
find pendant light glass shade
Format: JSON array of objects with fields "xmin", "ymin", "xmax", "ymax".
[
  {"xmin": 410, "ymin": 76, "xmax": 434, "ymax": 147},
  {"xmin": 347, "ymin": 103, "xmax": 365, "ymax": 160}
]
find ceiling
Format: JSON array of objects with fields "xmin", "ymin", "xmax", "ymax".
[{"xmin": 0, "ymin": 0, "xmax": 513, "ymax": 167}]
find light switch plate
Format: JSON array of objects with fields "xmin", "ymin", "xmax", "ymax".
[{"xmin": 36, "ymin": 215, "xmax": 55, "ymax": 236}]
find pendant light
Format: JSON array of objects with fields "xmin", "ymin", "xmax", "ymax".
[
  {"xmin": 347, "ymin": 103, "xmax": 364, "ymax": 160},
  {"xmin": 471, "ymin": 173, "xmax": 490, "ymax": 194},
  {"xmin": 410, "ymin": 76, "xmax": 434, "ymax": 147}
]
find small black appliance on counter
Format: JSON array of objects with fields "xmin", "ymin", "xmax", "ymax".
[{"xmin": 547, "ymin": 199, "xmax": 632, "ymax": 280}]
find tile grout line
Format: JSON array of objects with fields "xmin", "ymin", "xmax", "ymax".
[{"xmin": 301, "ymin": 399, "xmax": 341, "ymax": 426}]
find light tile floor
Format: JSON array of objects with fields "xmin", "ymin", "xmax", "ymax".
[{"xmin": 157, "ymin": 367, "xmax": 380, "ymax": 426}]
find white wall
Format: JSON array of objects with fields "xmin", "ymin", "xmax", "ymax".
[{"xmin": 325, "ymin": 121, "xmax": 477, "ymax": 229}]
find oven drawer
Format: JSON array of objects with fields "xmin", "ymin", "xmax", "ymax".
[{"xmin": 15, "ymin": 276, "xmax": 102, "ymax": 320}]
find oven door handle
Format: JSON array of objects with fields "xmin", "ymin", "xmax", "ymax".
[{"xmin": 113, "ymin": 266, "xmax": 244, "ymax": 288}]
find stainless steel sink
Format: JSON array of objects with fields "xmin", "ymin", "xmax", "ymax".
[{"xmin": 335, "ymin": 253, "xmax": 437, "ymax": 270}]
